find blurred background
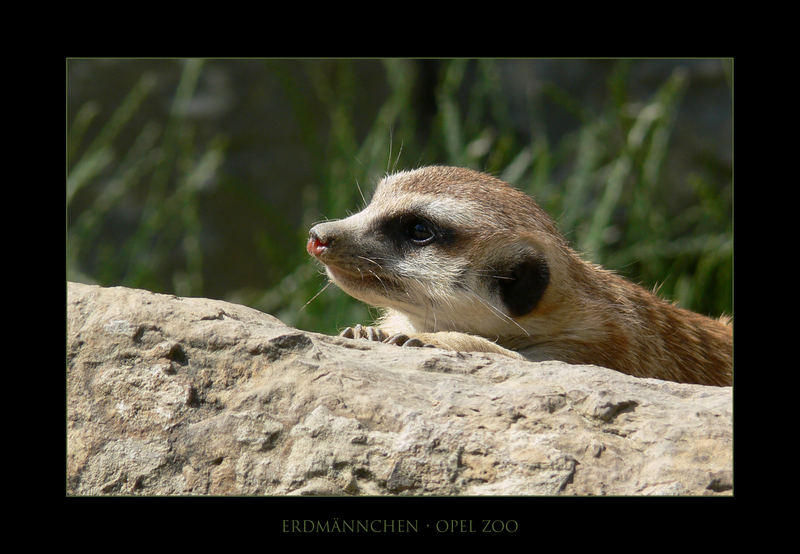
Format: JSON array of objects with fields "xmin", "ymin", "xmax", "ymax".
[{"xmin": 66, "ymin": 58, "xmax": 733, "ymax": 335}]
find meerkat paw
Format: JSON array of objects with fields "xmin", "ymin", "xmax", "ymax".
[
  {"xmin": 383, "ymin": 333, "xmax": 437, "ymax": 348},
  {"xmin": 339, "ymin": 324, "xmax": 389, "ymax": 342},
  {"xmin": 386, "ymin": 331, "xmax": 524, "ymax": 359}
]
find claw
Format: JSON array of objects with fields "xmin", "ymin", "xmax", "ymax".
[
  {"xmin": 383, "ymin": 333, "xmax": 433, "ymax": 348},
  {"xmin": 384, "ymin": 333, "xmax": 409, "ymax": 346},
  {"xmin": 366, "ymin": 327, "xmax": 387, "ymax": 342},
  {"xmin": 340, "ymin": 325, "xmax": 386, "ymax": 343},
  {"xmin": 342, "ymin": 328, "xmax": 434, "ymax": 348}
]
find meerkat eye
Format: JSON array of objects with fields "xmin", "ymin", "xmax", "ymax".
[{"xmin": 407, "ymin": 219, "xmax": 436, "ymax": 245}]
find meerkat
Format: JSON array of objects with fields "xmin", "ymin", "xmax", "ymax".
[{"xmin": 307, "ymin": 166, "xmax": 732, "ymax": 387}]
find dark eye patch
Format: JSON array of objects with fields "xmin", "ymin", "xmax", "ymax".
[{"xmin": 375, "ymin": 211, "xmax": 453, "ymax": 249}]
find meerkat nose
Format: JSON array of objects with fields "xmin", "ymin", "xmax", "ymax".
[
  {"xmin": 306, "ymin": 235, "xmax": 327, "ymax": 256},
  {"xmin": 307, "ymin": 225, "xmax": 332, "ymax": 257}
]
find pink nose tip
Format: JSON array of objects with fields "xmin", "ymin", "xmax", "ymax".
[{"xmin": 307, "ymin": 235, "xmax": 328, "ymax": 257}]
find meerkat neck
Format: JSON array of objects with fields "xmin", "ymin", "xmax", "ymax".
[{"xmin": 516, "ymin": 255, "xmax": 732, "ymax": 385}]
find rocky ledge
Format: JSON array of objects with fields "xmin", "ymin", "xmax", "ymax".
[{"xmin": 66, "ymin": 282, "xmax": 732, "ymax": 496}]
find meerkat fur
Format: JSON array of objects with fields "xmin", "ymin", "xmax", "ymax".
[{"xmin": 307, "ymin": 166, "xmax": 732, "ymax": 386}]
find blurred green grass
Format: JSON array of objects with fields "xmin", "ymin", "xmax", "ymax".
[{"xmin": 67, "ymin": 59, "xmax": 732, "ymax": 335}]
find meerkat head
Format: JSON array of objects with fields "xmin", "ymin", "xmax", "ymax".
[{"xmin": 307, "ymin": 166, "xmax": 564, "ymax": 336}]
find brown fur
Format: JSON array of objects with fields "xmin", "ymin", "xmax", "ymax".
[{"xmin": 308, "ymin": 166, "xmax": 732, "ymax": 386}]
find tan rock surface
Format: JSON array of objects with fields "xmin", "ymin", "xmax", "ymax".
[{"xmin": 66, "ymin": 282, "xmax": 733, "ymax": 496}]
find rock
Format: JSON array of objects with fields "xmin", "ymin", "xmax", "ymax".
[{"xmin": 66, "ymin": 282, "xmax": 733, "ymax": 496}]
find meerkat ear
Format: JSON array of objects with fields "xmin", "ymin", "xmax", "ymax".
[{"xmin": 495, "ymin": 253, "xmax": 550, "ymax": 317}]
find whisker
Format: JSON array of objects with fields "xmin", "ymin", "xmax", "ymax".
[
  {"xmin": 301, "ymin": 281, "xmax": 332, "ymax": 311},
  {"xmin": 368, "ymin": 269, "xmax": 390, "ymax": 296},
  {"xmin": 461, "ymin": 282, "xmax": 530, "ymax": 336},
  {"xmin": 357, "ymin": 255, "xmax": 384, "ymax": 268},
  {"xmin": 386, "ymin": 127, "xmax": 393, "ymax": 175},
  {"xmin": 423, "ymin": 293, "xmax": 437, "ymax": 331},
  {"xmin": 354, "ymin": 178, "xmax": 367, "ymax": 208},
  {"xmin": 393, "ymin": 140, "xmax": 404, "ymax": 172}
]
